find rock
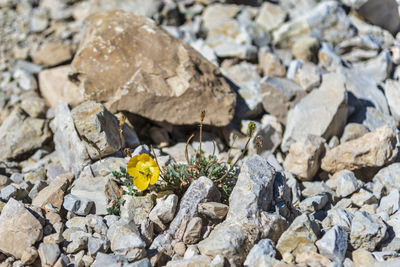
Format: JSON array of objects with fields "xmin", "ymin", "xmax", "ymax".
[
  {"xmin": 295, "ymin": 251, "xmax": 332, "ymax": 266},
  {"xmin": 243, "ymin": 239, "xmax": 276, "ymax": 267},
  {"xmin": 162, "ymin": 143, "xmax": 195, "ymax": 164},
  {"xmin": 88, "ymin": 237, "xmax": 109, "ymax": 256},
  {"xmin": 378, "ymin": 189, "xmax": 400, "ymax": 215},
  {"xmin": 198, "ymin": 156, "xmax": 287, "ymax": 266},
  {"xmin": 150, "ymin": 177, "xmax": 220, "ymax": 261},
  {"xmin": 38, "ymin": 243, "xmax": 60, "ymax": 267},
  {"xmin": 0, "ymin": 199, "xmax": 43, "ymax": 259},
  {"xmin": 30, "ymin": 7, "xmax": 48, "ymax": 32},
  {"xmin": 340, "ymin": 68, "xmax": 389, "ymax": 115},
  {"xmin": 384, "ymin": 79, "xmax": 400, "ymax": 124},
  {"xmin": 70, "ymin": 175, "xmax": 120, "ymax": 215},
  {"xmin": 242, "ymin": 115, "xmax": 283, "ymax": 156},
  {"xmin": 107, "ymin": 219, "xmax": 146, "ymax": 261},
  {"xmin": 321, "ymin": 126, "xmax": 397, "ymax": 173},
  {"xmin": 387, "ymin": 211, "xmax": 400, "ymax": 239},
  {"xmin": 316, "ymin": 226, "xmax": 347, "ymax": 263},
  {"xmin": 166, "ymin": 255, "xmax": 212, "ymax": 267},
  {"xmin": 20, "ymin": 94, "xmax": 46, "ymax": 118},
  {"xmin": 63, "ymin": 194, "xmax": 94, "ymax": 216},
  {"xmin": 32, "ymin": 173, "xmax": 73, "ymax": 210},
  {"xmin": 198, "ymin": 202, "xmax": 228, "ymax": 220},
  {"xmin": 299, "ymin": 193, "xmax": 329, "ymax": 213},
  {"xmin": 283, "ymin": 135, "xmax": 325, "ymax": 181},
  {"xmin": 356, "ymin": 106, "xmax": 397, "ymax": 132},
  {"xmin": 71, "ymin": 101, "xmax": 139, "ymax": 160},
  {"xmin": 258, "ymin": 51, "xmax": 286, "ymax": 78},
  {"xmin": 322, "ymin": 208, "xmax": 354, "ymax": 233},
  {"xmin": 32, "ymin": 42, "xmax": 72, "ymax": 67},
  {"xmin": 149, "ymin": 194, "xmax": 178, "ymax": 230},
  {"xmin": 21, "ymin": 246, "xmax": 38, "ymax": 265},
  {"xmin": 91, "ymin": 252, "xmax": 130, "ymax": 267},
  {"xmin": 66, "ymin": 231, "xmax": 89, "ymax": 253},
  {"xmin": 261, "ymin": 77, "xmax": 305, "ymax": 125},
  {"xmin": 50, "ymin": 103, "xmax": 91, "ymax": 176},
  {"xmin": 38, "ymin": 65, "xmax": 84, "ymax": 107},
  {"xmin": 173, "ymin": 242, "xmax": 186, "ymax": 257},
  {"xmin": 71, "ymin": 11, "xmax": 236, "ymax": 126},
  {"xmin": 331, "ymin": 170, "xmax": 363, "ymax": 198},
  {"xmin": 89, "ymin": 157, "xmax": 129, "ymax": 177},
  {"xmin": 183, "ymin": 216, "xmax": 203, "ymax": 244},
  {"xmin": 14, "ymin": 68, "xmax": 37, "ymax": 91},
  {"xmin": 276, "ymin": 212, "xmax": 320, "ymax": 258},
  {"xmin": 356, "ymin": 0, "xmax": 400, "ymax": 35},
  {"xmin": 336, "ymin": 34, "xmax": 380, "ymax": 56},
  {"xmin": 318, "ymin": 42, "xmax": 344, "ymax": 72},
  {"xmin": 351, "ymin": 189, "xmax": 378, "ymax": 207},
  {"xmin": 73, "ymin": 0, "xmax": 162, "ymax": 20},
  {"xmin": 120, "ymin": 194, "xmax": 154, "ymax": 226},
  {"xmin": 0, "ymin": 185, "xmax": 18, "ymax": 201},
  {"xmin": 352, "ymin": 49, "xmax": 392, "ymax": 84},
  {"xmin": 201, "ymin": 4, "xmax": 239, "ymax": 31},
  {"xmin": 203, "ymin": 5, "xmax": 261, "ymax": 60},
  {"xmin": 302, "ymin": 181, "xmax": 334, "ymax": 198},
  {"xmin": 352, "ymin": 248, "xmax": 377, "ymax": 266},
  {"xmin": 222, "ymin": 62, "xmax": 263, "ymax": 117},
  {"xmin": 0, "ymin": 108, "xmax": 51, "ymax": 161},
  {"xmin": 282, "ymin": 73, "xmax": 347, "ymax": 152},
  {"xmin": 373, "ymin": 163, "xmax": 400, "ymax": 192},
  {"xmin": 294, "ymin": 62, "xmax": 322, "ymax": 92},
  {"xmin": 273, "ymin": 1, "xmax": 353, "ymax": 47},
  {"xmin": 255, "ymin": 2, "xmax": 286, "ymax": 31},
  {"xmin": 340, "ymin": 123, "xmax": 369, "ymax": 143},
  {"xmin": 184, "ymin": 245, "xmax": 200, "ymax": 259},
  {"xmin": 210, "ymin": 254, "xmax": 226, "ymax": 267},
  {"xmin": 350, "ymin": 211, "xmax": 387, "ymax": 251},
  {"xmin": 292, "ymin": 36, "xmax": 320, "ymax": 62}
]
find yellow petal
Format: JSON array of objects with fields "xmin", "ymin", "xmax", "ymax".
[
  {"xmin": 138, "ymin": 153, "xmax": 151, "ymax": 162},
  {"xmin": 133, "ymin": 174, "xmax": 150, "ymax": 191},
  {"xmin": 127, "ymin": 155, "xmax": 140, "ymax": 177},
  {"xmin": 149, "ymin": 166, "xmax": 160, "ymax": 185}
]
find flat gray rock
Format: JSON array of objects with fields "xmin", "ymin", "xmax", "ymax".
[
  {"xmin": 340, "ymin": 68, "xmax": 389, "ymax": 115},
  {"xmin": 198, "ymin": 155, "xmax": 286, "ymax": 266},
  {"xmin": 316, "ymin": 226, "xmax": 348, "ymax": 263},
  {"xmin": 70, "ymin": 175, "xmax": 120, "ymax": 215},
  {"xmin": 50, "ymin": 103, "xmax": 91, "ymax": 176},
  {"xmin": 261, "ymin": 77, "xmax": 306, "ymax": 125},
  {"xmin": 282, "ymin": 72, "xmax": 347, "ymax": 152}
]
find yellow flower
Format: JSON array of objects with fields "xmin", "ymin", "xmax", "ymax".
[{"xmin": 127, "ymin": 153, "xmax": 160, "ymax": 191}]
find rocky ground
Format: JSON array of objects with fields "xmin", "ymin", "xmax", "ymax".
[{"xmin": 2, "ymin": 0, "xmax": 400, "ymax": 266}]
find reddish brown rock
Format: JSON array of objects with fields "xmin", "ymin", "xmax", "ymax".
[{"xmin": 70, "ymin": 11, "xmax": 236, "ymax": 126}]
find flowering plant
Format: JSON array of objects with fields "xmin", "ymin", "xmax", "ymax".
[{"xmin": 127, "ymin": 153, "xmax": 160, "ymax": 191}]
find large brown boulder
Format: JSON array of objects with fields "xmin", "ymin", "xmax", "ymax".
[{"xmin": 71, "ymin": 11, "xmax": 236, "ymax": 126}]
